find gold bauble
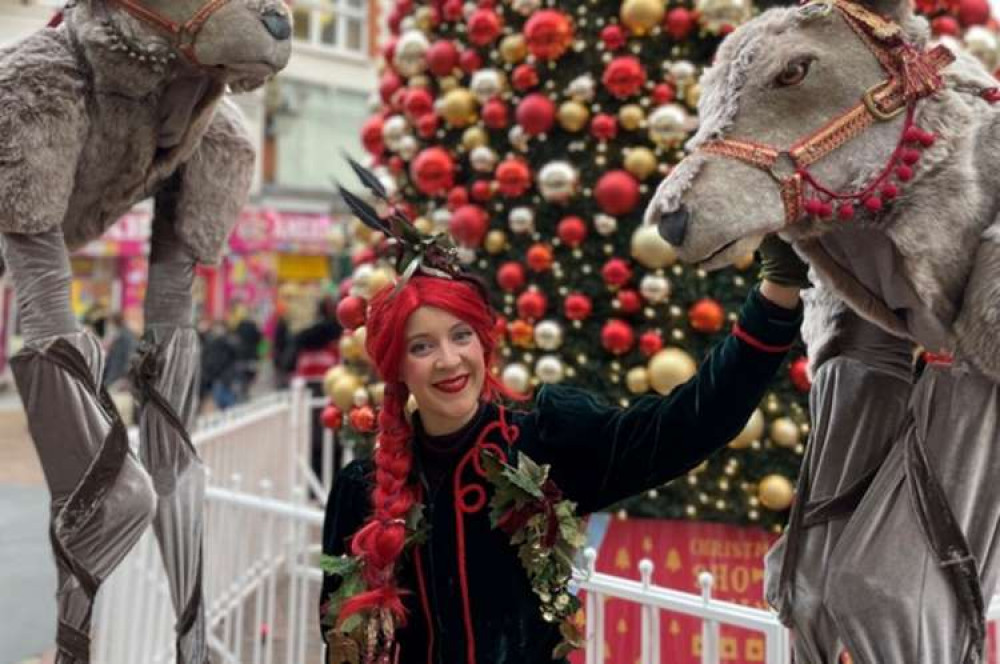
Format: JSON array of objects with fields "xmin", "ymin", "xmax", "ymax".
[
  {"xmin": 367, "ymin": 267, "xmax": 395, "ymax": 296},
  {"xmin": 440, "ymin": 88, "xmax": 478, "ymax": 128},
  {"xmin": 770, "ymin": 417, "xmax": 801, "ymax": 449},
  {"xmin": 685, "ymin": 82, "xmax": 702, "ymax": 108},
  {"xmin": 370, "ymin": 382, "xmax": 386, "ymax": 407},
  {"xmin": 621, "ymin": 0, "xmax": 665, "ymax": 35},
  {"xmin": 323, "ymin": 366, "xmax": 351, "ymax": 398},
  {"xmin": 758, "ymin": 474, "xmax": 795, "ymax": 511},
  {"xmin": 462, "ymin": 126, "xmax": 489, "ymax": 150},
  {"xmin": 485, "ymin": 230, "xmax": 508, "ymax": 254},
  {"xmin": 728, "ymin": 408, "xmax": 765, "ymax": 449},
  {"xmin": 619, "ymin": 104, "xmax": 645, "ymax": 131},
  {"xmin": 625, "ymin": 367, "xmax": 650, "ymax": 394},
  {"xmin": 648, "ymin": 347, "xmax": 697, "ymax": 395},
  {"xmin": 414, "ymin": 6, "xmax": 435, "ymax": 32},
  {"xmin": 630, "ymin": 224, "xmax": 677, "ymax": 269},
  {"xmin": 732, "ymin": 252, "xmax": 755, "ymax": 271},
  {"xmin": 696, "ymin": 0, "xmax": 753, "ymax": 33},
  {"xmin": 624, "ymin": 147, "xmax": 658, "ymax": 180},
  {"xmin": 339, "ymin": 328, "xmax": 368, "ymax": 362},
  {"xmin": 331, "ymin": 374, "xmax": 363, "ymax": 410},
  {"xmin": 414, "ymin": 217, "xmax": 434, "ymax": 234},
  {"xmin": 499, "ymin": 34, "xmax": 528, "ymax": 64},
  {"xmin": 438, "ymin": 76, "xmax": 459, "ymax": 93},
  {"xmin": 352, "ymin": 218, "xmax": 374, "ymax": 243},
  {"xmin": 647, "ymin": 103, "xmax": 689, "ymax": 148},
  {"xmin": 558, "ymin": 101, "xmax": 590, "ymax": 132}
]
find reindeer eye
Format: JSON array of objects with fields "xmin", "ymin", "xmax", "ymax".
[{"xmin": 775, "ymin": 58, "xmax": 813, "ymax": 87}]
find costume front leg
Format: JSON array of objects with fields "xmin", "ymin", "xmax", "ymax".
[
  {"xmin": 764, "ymin": 289, "xmax": 914, "ymax": 664},
  {"xmin": 2, "ymin": 229, "xmax": 156, "ymax": 664},
  {"xmin": 131, "ymin": 206, "xmax": 206, "ymax": 664}
]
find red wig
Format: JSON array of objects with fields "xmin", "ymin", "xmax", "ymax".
[{"xmin": 339, "ymin": 275, "xmax": 512, "ymax": 626}]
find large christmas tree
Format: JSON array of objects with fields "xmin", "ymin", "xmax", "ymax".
[{"xmin": 323, "ymin": 0, "xmax": 1000, "ymax": 531}]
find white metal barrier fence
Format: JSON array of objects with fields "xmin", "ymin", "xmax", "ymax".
[{"xmin": 88, "ymin": 379, "xmax": 1000, "ymax": 664}]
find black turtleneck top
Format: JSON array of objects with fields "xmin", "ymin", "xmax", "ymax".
[{"xmin": 320, "ymin": 286, "xmax": 802, "ymax": 664}]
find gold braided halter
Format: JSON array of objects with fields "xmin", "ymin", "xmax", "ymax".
[{"xmin": 105, "ymin": 0, "xmax": 234, "ymax": 66}]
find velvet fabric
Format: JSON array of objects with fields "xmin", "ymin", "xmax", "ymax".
[{"xmin": 320, "ymin": 288, "xmax": 801, "ymax": 664}]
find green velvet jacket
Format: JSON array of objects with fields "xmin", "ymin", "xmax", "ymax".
[{"xmin": 320, "ymin": 287, "xmax": 802, "ymax": 664}]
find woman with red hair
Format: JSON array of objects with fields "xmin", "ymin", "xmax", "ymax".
[{"xmin": 320, "ymin": 166, "xmax": 807, "ymax": 664}]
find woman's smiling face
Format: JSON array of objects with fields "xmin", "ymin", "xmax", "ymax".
[{"xmin": 400, "ymin": 305, "xmax": 486, "ymax": 436}]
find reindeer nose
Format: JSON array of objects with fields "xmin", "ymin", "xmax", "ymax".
[
  {"xmin": 658, "ymin": 205, "xmax": 689, "ymax": 247},
  {"xmin": 261, "ymin": 10, "xmax": 292, "ymax": 40}
]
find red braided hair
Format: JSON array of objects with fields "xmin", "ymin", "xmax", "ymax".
[{"xmin": 338, "ymin": 275, "xmax": 513, "ymax": 627}]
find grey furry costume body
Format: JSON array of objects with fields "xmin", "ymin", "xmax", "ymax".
[{"xmin": 0, "ymin": 2, "xmax": 290, "ymax": 662}]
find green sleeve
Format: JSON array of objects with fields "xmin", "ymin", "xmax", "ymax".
[{"xmin": 520, "ymin": 286, "xmax": 802, "ymax": 514}]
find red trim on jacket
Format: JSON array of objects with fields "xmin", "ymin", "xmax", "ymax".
[
  {"xmin": 413, "ymin": 546, "xmax": 434, "ymax": 664},
  {"xmin": 731, "ymin": 322, "xmax": 794, "ymax": 354}
]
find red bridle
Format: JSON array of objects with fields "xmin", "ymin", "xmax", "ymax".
[
  {"xmin": 105, "ymin": 0, "xmax": 234, "ymax": 66},
  {"xmin": 696, "ymin": 0, "xmax": 955, "ymax": 225}
]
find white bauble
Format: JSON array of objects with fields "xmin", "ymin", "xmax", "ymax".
[
  {"xmin": 469, "ymin": 146, "xmax": 499, "ymax": 173},
  {"xmin": 535, "ymin": 355, "xmax": 566, "ymax": 384},
  {"xmin": 509, "ymin": 207, "xmax": 536, "ymax": 234},
  {"xmin": 594, "ymin": 213, "xmax": 618, "ymax": 236},
  {"xmin": 502, "ymin": 362, "xmax": 531, "ymax": 393},
  {"xmin": 537, "ymin": 161, "xmax": 579, "ymax": 202},
  {"xmin": 639, "ymin": 274, "xmax": 672, "ymax": 304},
  {"xmin": 534, "ymin": 320, "xmax": 565, "ymax": 350},
  {"xmin": 393, "ymin": 30, "xmax": 431, "ymax": 77}
]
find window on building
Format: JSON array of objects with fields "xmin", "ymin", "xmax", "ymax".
[{"xmin": 292, "ymin": 0, "xmax": 367, "ymax": 56}]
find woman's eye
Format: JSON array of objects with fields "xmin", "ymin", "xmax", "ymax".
[
  {"xmin": 409, "ymin": 342, "xmax": 431, "ymax": 355},
  {"xmin": 775, "ymin": 58, "xmax": 812, "ymax": 87}
]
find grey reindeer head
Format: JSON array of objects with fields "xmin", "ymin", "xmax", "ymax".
[
  {"xmin": 642, "ymin": 0, "xmax": 945, "ymax": 270},
  {"xmin": 86, "ymin": 0, "xmax": 293, "ymax": 91}
]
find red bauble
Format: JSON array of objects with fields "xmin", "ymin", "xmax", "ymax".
[
  {"xmin": 379, "ymin": 71, "xmax": 403, "ymax": 105},
  {"xmin": 601, "ymin": 257, "xmax": 633, "ymax": 288},
  {"xmin": 516, "ymin": 93, "xmax": 556, "ymax": 135},
  {"xmin": 959, "ymin": 0, "xmax": 990, "ymax": 25},
  {"xmin": 470, "ymin": 180, "xmax": 493, "ymax": 202},
  {"xmin": 595, "ymin": 170, "xmax": 641, "ymax": 215},
  {"xmin": 482, "ymin": 99, "xmax": 510, "ymax": 128},
  {"xmin": 652, "ymin": 83, "xmax": 675, "ymax": 105},
  {"xmin": 526, "ymin": 243, "xmax": 554, "ymax": 272},
  {"xmin": 665, "ymin": 7, "xmax": 695, "ymax": 39},
  {"xmin": 381, "ymin": 37, "xmax": 397, "ymax": 63},
  {"xmin": 416, "ymin": 113, "xmax": 439, "ymax": 138},
  {"xmin": 512, "ymin": 64, "xmax": 540, "ymax": 91},
  {"xmin": 524, "ymin": 10, "xmax": 574, "ymax": 60},
  {"xmin": 600, "ymin": 24, "xmax": 626, "ymax": 50},
  {"xmin": 321, "ymin": 405, "xmax": 344, "ymax": 430},
  {"xmin": 388, "ymin": 10, "xmax": 403, "ymax": 35},
  {"xmin": 338, "ymin": 278, "xmax": 353, "ymax": 299},
  {"xmin": 459, "ymin": 49, "xmax": 483, "ymax": 73},
  {"xmin": 590, "ymin": 113, "xmax": 618, "ymax": 141},
  {"xmin": 467, "ymin": 8, "xmax": 503, "ymax": 45},
  {"xmin": 557, "ymin": 216, "xmax": 588, "ymax": 247},
  {"xmin": 602, "ymin": 56, "xmax": 646, "ymax": 99},
  {"xmin": 443, "ymin": 0, "xmax": 463, "ymax": 21},
  {"xmin": 689, "ymin": 298, "xmax": 726, "ymax": 334},
  {"xmin": 639, "ymin": 330, "xmax": 663, "ymax": 357},
  {"xmin": 497, "ymin": 261, "xmax": 527, "ymax": 292},
  {"xmin": 517, "ymin": 289, "xmax": 548, "ymax": 320},
  {"xmin": 403, "ymin": 87, "xmax": 434, "ymax": 119},
  {"xmin": 426, "ymin": 40, "xmax": 460, "ymax": 76},
  {"xmin": 564, "ymin": 293, "xmax": 593, "ymax": 320},
  {"xmin": 789, "ymin": 356, "xmax": 811, "ymax": 393},
  {"xmin": 349, "ymin": 406, "xmax": 376, "ymax": 433},
  {"xmin": 387, "ymin": 156, "xmax": 405, "ymax": 174},
  {"xmin": 361, "ymin": 115, "xmax": 385, "ymax": 155},
  {"xmin": 449, "ymin": 204, "xmax": 489, "ymax": 247},
  {"xmin": 493, "ymin": 315, "xmax": 508, "ymax": 340},
  {"xmin": 410, "ymin": 147, "xmax": 455, "ymax": 196},
  {"xmin": 931, "ymin": 15, "xmax": 961, "ymax": 35},
  {"xmin": 495, "ymin": 158, "xmax": 533, "ymax": 197},
  {"xmin": 616, "ymin": 289, "xmax": 642, "ymax": 314},
  {"xmin": 336, "ymin": 295, "xmax": 368, "ymax": 330},
  {"xmin": 601, "ymin": 319, "xmax": 635, "ymax": 355},
  {"xmin": 351, "ymin": 246, "xmax": 376, "ymax": 267},
  {"xmin": 447, "ymin": 186, "xmax": 469, "ymax": 209}
]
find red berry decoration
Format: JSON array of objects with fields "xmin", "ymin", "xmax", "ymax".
[
  {"xmin": 403, "ymin": 87, "xmax": 434, "ymax": 119},
  {"xmin": 590, "ymin": 113, "xmax": 618, "ymax": 141},
  {"xmin": 512, "ymin": 64, "xmax": 540, "ymax": 91},
  {"xmin": 601, "ymin": 257, "xmax": 633, "ymax": 288},
  {"xmin": 495, "ymin": 158, "xmax": 533, "ymax": 197},
  {"xmin": 349, "ymin": 406, "xmax": 377, "ymax": 433},
  {"xmin": 639, "ymin": 330, "xmax": 664, "ymax": 357},
  {"xmin": 497, "ymin": 261, "xmax": 527, "ymax": 292},
  {"xmin": 616, "ymin": 289, "xmax": 642, "ymax": 314},
  {"xmin": 321, "ymin": 405, "xmax": 344, "ymax": 430},
  {"xmin": 426, "ymin": 40, "xmax": 460, "ymax": 76},
  {"xmin": 600, "ymin": 24, "xmax": 626, "ymax": 50},
  {"xmin": 517, "ymin": 289, "xmax": 548, "ymax": 321},
  {"xmin": 482, "ymin": 99, "xmax": 509, "ymax": 128},
  {"xmin": 410, "ymin": 147, "xmax": 455, "ymax": 196},
  {"xmin": 524, "ymin": 10, "xmax": 574, "ymax": 60},
  {"xmin": 361, "ymin": 115, "xmax": 385, "ymax": 155},
  {"xmin": 564, "ymin": 293, "xmax": 593, "ymax": 320},
  {"xmin": 601, "ymin": 319, "xmax": 635, "ymax": 355},
  {"xmin": 688, "ymin": 298, "xmax": 725, "ymax": 334},
  {"xmin": 336, "ymin": 295, "xmax": 368, "ymax": 330},
  {"xmin": 467, "ymin": 8, "xmax": 503, "ymax": 45},
  {"xmin": 449, "ymin": 204, "xmax": 489, "ymax": 247},
  {"xmin": 557, "ymin": 216, "xmax": 588, "ymax": 247},
  {"xmin": 516, "ymin": 93, "xmax": 557, "ymax": 135},
  {"xmin": 652, "ymin": 83, "xmax": 675, "ymax": 105},
  {"xmin": 602, "ymin": 56, "xmax": 646, "ymax": 99},
  {"xmin": 664, "ymin": 7, "xmax": 695, "ymax": 39},
  {"xmin": 789, "ymin": 356, "xmax": 811, "ymax": 393},
  {"xmin": 595, "ymin": 170, "xmax": 640, "ymax": 215},
  {"xmin": 526, "ymin": 243, "xmax": 554, "ymax": 272}
]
